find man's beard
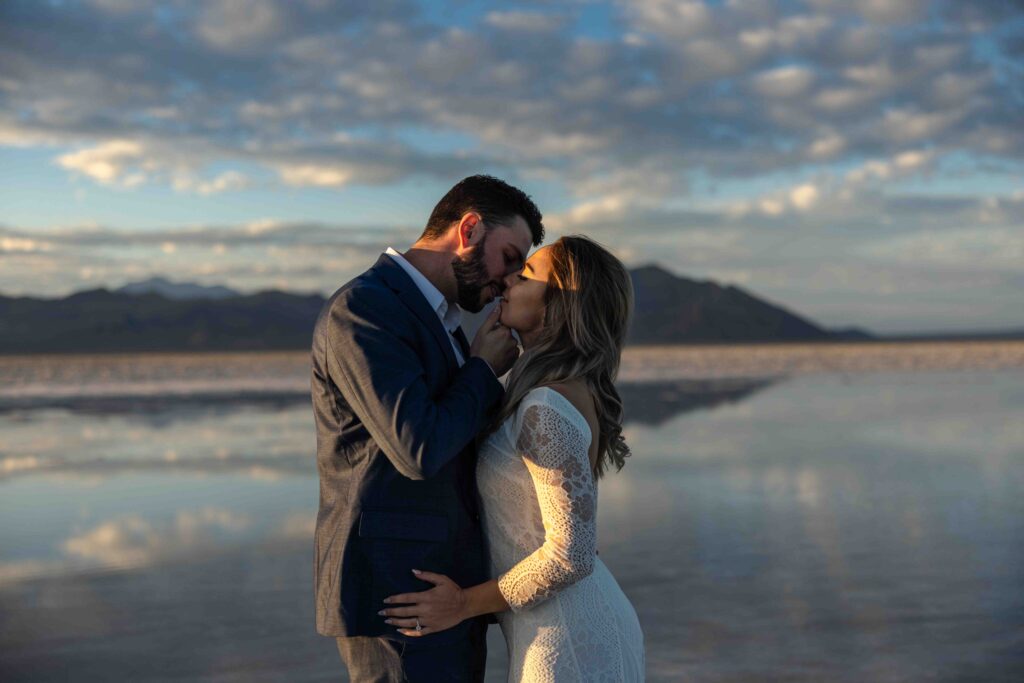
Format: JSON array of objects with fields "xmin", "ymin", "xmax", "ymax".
[{"xmin": 451, "ymin": 232, "xmax": 495, "ymax": 313}]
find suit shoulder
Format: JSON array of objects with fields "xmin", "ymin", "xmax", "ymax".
[{"xmin": 324, "ymin": 269, "xmax": 399, "ymax": 316}]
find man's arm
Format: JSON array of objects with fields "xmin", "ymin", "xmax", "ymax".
[{"xmin": 324, "ymin": 288, "xmax": 504, "ymax": 480}]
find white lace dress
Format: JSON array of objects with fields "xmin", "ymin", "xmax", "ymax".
[{"xmin": 477, "ymin": 386, "xmax": 645, "ymax": 682}]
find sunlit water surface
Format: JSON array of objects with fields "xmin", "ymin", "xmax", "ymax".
[{"xmin": 1, "ymin": 353, "xmax": 1022, "ymax": 682}]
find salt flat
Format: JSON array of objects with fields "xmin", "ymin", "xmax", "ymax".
[
  {"xmin": 619, "ymin": 340, "xmax": 1024, "ymax": 381},
  {"xmin": 0, "ymin": 341, "xmax": 1022, "ymax": 401}
]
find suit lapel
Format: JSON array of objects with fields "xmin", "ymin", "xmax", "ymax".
[{"xmin": 372, "ymin": 254, "xmax": 459, "ymax": 371}]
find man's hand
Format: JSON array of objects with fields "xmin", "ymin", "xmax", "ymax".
[
  {"xmin": 380, "ymin": 570, "xmax": 468, "ymax": 637},
  {"xmin": 470, "ymin": 303, "xmax": 518, "ymax": 377}
]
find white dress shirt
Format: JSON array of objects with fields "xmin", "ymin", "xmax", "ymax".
[{"xmin": 385, "ymin": 247, "xmax": 466, "ymax": 366}]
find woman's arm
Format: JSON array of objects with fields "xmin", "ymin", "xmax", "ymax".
[
  {"xmin": 380, "ymin": 399, "xmax": 597, "ymax": 636},
  {"xmin": 494, "ymin": 401, "xmax": 597, "ymax": 610}
]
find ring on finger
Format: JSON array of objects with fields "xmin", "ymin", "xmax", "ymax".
[{"xmin": 414, "ymin": 617, "xmax": 422, "ymax": 632}]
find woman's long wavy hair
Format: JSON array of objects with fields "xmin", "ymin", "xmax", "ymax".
[{"xmin": 483, "ymin": 235, "xmax": 634, "ymax": 478}]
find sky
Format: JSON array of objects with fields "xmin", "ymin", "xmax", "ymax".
[{"xmin": 0, "ymin": 0, "xmax": 1022, "ymax": 334}]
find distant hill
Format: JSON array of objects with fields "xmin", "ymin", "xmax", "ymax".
[
  {"xmin": 115, "ymin": 277, "xmax": 240, "ymax": 300},
  {"xmin": 10, "ymin": 267, "xmax": 1018, "ymax": 354},
  {"xmin": 629, "ymin": 265, "xmax": 840, "ymax": 344},
  {"xmin": 0, "ymin": 288, "xmax": 324, "ymax": 353}
]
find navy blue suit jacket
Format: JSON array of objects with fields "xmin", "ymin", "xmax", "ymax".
[{"xmin": 311, "ymin": 253, "xmax": 503, "ymax": 640}]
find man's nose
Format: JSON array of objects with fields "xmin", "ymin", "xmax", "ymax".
[{"xmin": 502, "ymin": 272, "xmax": 517, "ymax": 290}]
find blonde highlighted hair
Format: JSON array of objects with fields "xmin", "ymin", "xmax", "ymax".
[{"xmin": 484, "ymin": 235, "xmax": 633, "ymax": 478}]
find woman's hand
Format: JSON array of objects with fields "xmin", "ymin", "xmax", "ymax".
[{"xmin": 380, "ymin": 569, "xmax": 468, "ymax": 637}]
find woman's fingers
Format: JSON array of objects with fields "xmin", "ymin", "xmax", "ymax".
[
  {"xmin": 382, "ymin": 570, "xmax": 446, "ymax": 604},
  {"xmin": 396, "ymin": 627, "xmax": 432, "ymax": 637},
  {"xmin": 411, "ymin": 568, "xmax": 448, "ymax": 585},
  {"xmin": 379, "ymin": 605, "xmax": 419, "ymax": 618},
  {"xmin": 386, "ymin": 609, "xmax": 435, "ymax": 637}
]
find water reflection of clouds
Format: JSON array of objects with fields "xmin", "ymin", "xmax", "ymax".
[
  {"xmin": 0, "ymin": 507, "xmax": 317, "ymax": 586},
  {"xmin": 64, "ymin": 508, "xmax": 252, "ymax": 569},
  {"xmin": 0, "ymin": 451, "xmax": 312, "ymax": 483},
  {"xmin": 605, "ymin": 368, "xmax": 1024, "ymax": 662},
  {"xmin": 0, "ymin": 402, "xmax": 315, "ymax": 477},
  {"xmin": 862, "ymin": 413, "xmax": 1024, "ymax": 463},
  {"xmin": 1, "ymin": 369, "xmax": 1021, "ymax": 680}
]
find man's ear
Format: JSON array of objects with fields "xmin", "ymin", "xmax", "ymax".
[{"xmin": 457, "ymin": 212, "xmax": 483, "ymax": 249}]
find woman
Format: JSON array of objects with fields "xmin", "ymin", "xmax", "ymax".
[{"xmin": 379, "ymin": 235, "xmax": 645, "ymax": 681}]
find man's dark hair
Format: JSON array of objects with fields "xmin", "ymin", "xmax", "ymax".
[{"xmin": 421, "ymin": 175, "xmax": 544, "ymax": 245}]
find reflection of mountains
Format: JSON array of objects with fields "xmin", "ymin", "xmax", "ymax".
[
  {"xmin": 0, "ymin": 391, "xmax": 311, "ymax": 418},
  {"xmin": 620, "ymin": 377, "xmax": 777, "ymax": 426},
  {"xmin": 0, "ymin": 378, "xmax": 778, "ymax": 481},
  {"xmin": 1, "ymin": 378, "xmax": 777, "ymax": 425}
]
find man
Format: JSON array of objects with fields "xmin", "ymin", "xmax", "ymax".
[{"xmin": 311, "ymin": 175, "xmax": 545, "ymax": 681}]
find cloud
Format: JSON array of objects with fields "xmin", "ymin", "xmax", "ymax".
[
  {"xmin": 196, "ymin": 0, "xmax": 288, "ymax": 53},
  {"xmin": 752, "ymin": 65, "xmax": 816, "ymax": 98},
  {"xmin": 789, "ymin": 183, "xmax": 820, "ymax": 211},
  {"xmin": 806, "ymin": 133, "xmax": 847, "ymax": 160},
  {"xmin": 626, "ymin": 0, "xmax": 714, "ymax": 42},
  {"xmin": 880, "ymin": 107, "xmax": 968, "ymax": 143},
  {"xmin": 0, "ymin": 220, "xmax": 416, "ymax": 296},
  {"xmin": 0, "ymin": 0, "xmax": 1016, "ymax": 200},
  {"xmin": 187, "ymin": 170, "xmax": 251, "ymax": 195},
  {"xmin": 859, "ymin": 227, "xmax": 1024, "ymax": 270},
  {"xmin": 277, "ymin": 163, "xmax": 354, "ymax": 188},
  {"xmin": 484, "ymin": 10, "xmax": 566, "ymax": 33},
  {"xmin": 56, "ymin": 139, "xmax": 147, "ymax": 186},
  {"xmin": 0, "ymin": 236, "xmax": 52, "ymax": 253},
  {"xmin": 854, "ymin": 0, "xmax": 929, "ymax": 24},
  {"xmin": 844, "ymin": 149, "xmax": 936, "ymax": 184},
  {"xmin": 0, "ymin": 0, "xmax": 1021, "ymax": 331}
]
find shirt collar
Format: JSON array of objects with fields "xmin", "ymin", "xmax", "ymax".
[{"xmin": 385, "ymin": 247, "xmax": 462, "ymax": 333}]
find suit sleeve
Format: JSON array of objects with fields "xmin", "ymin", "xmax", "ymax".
[{"xmin": 324, "ymin": 288, "xmax": 504, "ymax": 480}]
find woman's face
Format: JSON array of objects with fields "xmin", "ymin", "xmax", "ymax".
[{"xmin": 498, "ymin": 245, "xmax": 553, "ymax": 337}]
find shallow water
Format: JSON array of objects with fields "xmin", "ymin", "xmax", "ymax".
[{"xmin": 1, "ymin": 352, "xmax": 1022, "ymax": 681}]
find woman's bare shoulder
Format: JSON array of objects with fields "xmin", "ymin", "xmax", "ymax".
[{"xmin": 545, "ymin": 380, "xmax": 597, "ymax": 425}]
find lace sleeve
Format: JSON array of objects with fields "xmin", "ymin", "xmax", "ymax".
[{"xmin": 497, "ymin": 401, "xmax": 596, "ymax": 611}]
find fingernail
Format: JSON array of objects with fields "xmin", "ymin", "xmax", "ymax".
[
  {"xmin": 412, "ymin": 568, "xmax": 421, "ymax": 575},
  {"xmin": 384, "ymin": 619, "xmax": 393, "ymax": 625},
  {"xmin": 383, "ymin": 598, "xmax": 391, "ymax": 603},
  {"xmin": 378, "ymin": 610, "xmax": 386, "ymax": 616}
]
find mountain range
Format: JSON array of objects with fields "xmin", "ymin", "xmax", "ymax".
[
  {"xmin": 0, "ymin": 267, "xmax": 1016, "ymax": 354},
  {"xmin": 115, "ymin": 276, "xmax": 240, "ymax": 300}
]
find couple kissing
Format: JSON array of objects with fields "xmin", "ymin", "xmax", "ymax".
[{"xmin": 312, "ymin": 175, "xmax": 644, "ymax": 682}]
